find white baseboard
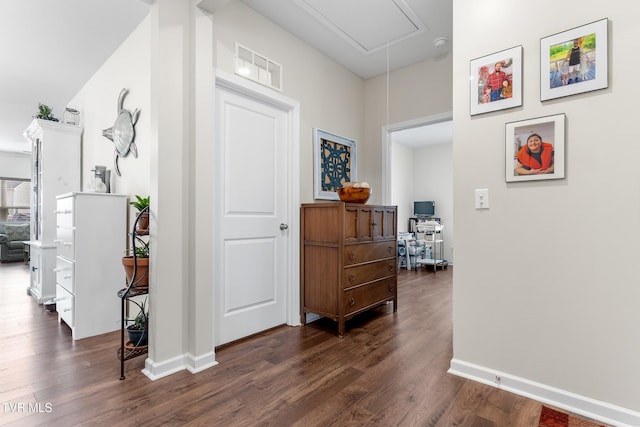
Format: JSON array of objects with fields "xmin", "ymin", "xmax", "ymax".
[
  {"xmin": 185, "ymin": 351, "xmax": 218, "ymax": 374},
  {"xmin": 142, "ymin": 355, "xmax": 185, "ymax": 381},
  {"xmin": 142, "ymin": 351, "xmax": 218, "ymax": 380},
  {"xmin": 449, "ymin": 359, "xmax": 640, "ymax": 427}
]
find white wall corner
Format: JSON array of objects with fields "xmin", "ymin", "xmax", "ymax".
[
  {"xmin": 185, "ymin": 351, "xmax": 218, "ymax": 374},
  {"xmin": 448, "ymin": 359, "xmax": 640, "ymax": 427}
]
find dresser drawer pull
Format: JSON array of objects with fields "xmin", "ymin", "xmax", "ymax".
[
  {"xmin": 388, "ymin": 265, "xmax": 395, "ymax": 272},
  {"xmin": 348, "ymin": 297, "xmax": 355, "ymax": 307},
  {"xmin": 349, "ymin": 274, "xmax": 355, "ymax": 282},
  {"xmin": 387, "ymin": 246, "xmax": 393, "ymax": 253},
  {"xmin": 348, "ymin": 252, "xmax": 356, "ymax": 261},
  {"xmin": 388, "ymin": 285, "xmax": 394, "ymax": 292}
]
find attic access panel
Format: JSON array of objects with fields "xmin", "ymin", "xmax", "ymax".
[{"xmin": 298, "ymin": 0, "xmax": 426, "ymax": 53}]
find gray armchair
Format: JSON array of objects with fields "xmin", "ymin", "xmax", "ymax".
[{"xmin": 0, "ymin": 222, "xmax": 30, "ymax": 262}]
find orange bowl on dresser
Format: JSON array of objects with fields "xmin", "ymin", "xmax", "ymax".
[{"xmin": 336, "ymin": 186, "xmax": 371, "ymax": 204}]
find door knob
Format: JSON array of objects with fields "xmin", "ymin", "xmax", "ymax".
[{"xmin": 279, "ymin": 223, "xmax": 289, "ymax": 231}]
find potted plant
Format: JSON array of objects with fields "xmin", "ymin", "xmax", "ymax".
[
  {"xmin": 126, "ymin": 297, "xmax": 148, "ymax": 347},
  {"xmin": 122, "ymin": 235, "xmax": 149, "ymax": 290},
  {"xmin": 129, "ymin": 195, "xmax": 150, "ymax": 233},
  {"xmin": 34, "ymin": 103, "xmax": 59, "ymax": 122}
]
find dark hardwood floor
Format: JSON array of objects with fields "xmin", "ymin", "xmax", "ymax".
[{"xmin": 0, "ymin": 262, "xmax": 545, "ymax": 426}]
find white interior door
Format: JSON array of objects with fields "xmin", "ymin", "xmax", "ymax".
[{"xmin": 214, "ymin": 83, "xmax": 289, "ymax": 346}]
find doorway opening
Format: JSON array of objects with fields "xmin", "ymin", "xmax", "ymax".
[{"xmin": 381, "ymin": 113, "xmax": 454, "ymax": 264}]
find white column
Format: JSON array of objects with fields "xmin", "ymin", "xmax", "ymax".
[{"xmin": 144, "ymin": 0, "xmax": 218, "ymax": 379}]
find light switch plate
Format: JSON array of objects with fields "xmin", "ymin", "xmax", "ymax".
[{"xmin": 475, "ymin": 188, "xmax": 489, "ymax": 209}]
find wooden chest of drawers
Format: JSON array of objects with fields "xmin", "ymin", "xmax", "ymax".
[{"xmin": 300, "ymin": 202, "xmax": 397, "ymax": 337}]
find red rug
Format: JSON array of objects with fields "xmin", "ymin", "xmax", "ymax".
[{"xmin": 538, "ymin": 405, "xmax": 606, "ymax": 427}]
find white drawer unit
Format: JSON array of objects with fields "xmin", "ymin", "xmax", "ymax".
[
  {"xmin": 55, "ymin": 256, "xmax": 74, "ymax": 294},
  {"xmin": 55, "ymin": 227, "xmax": 75, "ymax": 260},
  {"xmin": 56, "ymin": 284, "xmax": 74, "ymax": 328},
  {"xmin": 55, "ymin": 192, "xmax": 127, "ymax": 340},
  {"xmin": 55, "ymin": 197, "xmax": 74, "ymax": 228}
]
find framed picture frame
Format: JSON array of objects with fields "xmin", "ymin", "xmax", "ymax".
[
  {"xmin": 505, "ymin": 113, "xmax": 565, "ymax": 182},
  {"xmin": 470, "ymin": 45, "xmax": 522, "ymax": 116},
  {"xmin": 540, "ymin": 18, "xmax": 608, "ymax": 101},
  {"xmin": 313, "ymin": 128, "xmax": 357, "ymax": 200}
]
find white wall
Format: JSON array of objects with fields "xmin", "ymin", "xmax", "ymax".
[
  {"xmin": 68, "ymin": 16, "xmax": 151, "ymax": 199},
  {"xmin": 0, "ymin": 151, "xmax": 30, "ymax": 179},
  {"xmin": 391, "ymin": 142, "xmax": 414, "ymax": 233},
  {"xmin": 452, "ymin": 0, "xmax": 640, "ymax": 421}
]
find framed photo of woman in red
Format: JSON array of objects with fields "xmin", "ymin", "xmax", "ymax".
[{"xmin": 505, "ymin": 114, "xmax": 565, "ymax": 182}]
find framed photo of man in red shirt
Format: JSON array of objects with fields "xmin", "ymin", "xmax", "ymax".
[
  {"xmin": 470, "ymin": 45, "xmax": 522, "ymax": 116},
  {"xmin": 505, "ymin": 113, "xmax": 565, "ymax": 182}
]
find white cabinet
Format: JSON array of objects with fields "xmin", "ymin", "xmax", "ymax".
[
  {"xmin": 27, "ymin": 242, "xmax": 57, "ymax": 303},
  {"xmin": 55, "ymin": 192, "xmax": 127, "ymax": 340},
  {"xmin": 24, "ymin": 119, "xmax": 81, "ymax": 303}
]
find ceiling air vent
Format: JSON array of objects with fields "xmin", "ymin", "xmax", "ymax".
[{"xmin": 234, "ymin": 43, "xmax": 282, "ymax": 91}]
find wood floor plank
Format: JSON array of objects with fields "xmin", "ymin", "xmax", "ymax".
[{"xmin": 0, "ymin": 262, "xmax": 549, "ymax": 426}]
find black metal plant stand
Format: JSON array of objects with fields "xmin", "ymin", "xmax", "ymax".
[{"xmin": 118, "ymin": 206, "xmax": 149, "ymax": 380}]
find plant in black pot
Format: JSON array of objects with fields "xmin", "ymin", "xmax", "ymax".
[{"xmin": 126, "ymin": 297, "xmax": 148, "ymax": 347}]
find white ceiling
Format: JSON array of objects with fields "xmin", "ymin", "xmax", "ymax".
[
  {"xmin": 240, "ymin": 0, "xmax": 452, "ymax": 79},
  {"xmin": 238, "ymin": 0, "xmax": 453, "ymax": 149},
  {"xmin": 0, "ymin": 0, "xmax": 151, "ymax": 153},
  {"xmin": 0, "ymin": 0, "xmax": 451, "ymax": 154}
]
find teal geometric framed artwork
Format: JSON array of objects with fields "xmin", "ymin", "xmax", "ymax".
[{"xmin": 313, "ymin": 128, "xmax": 357, "ymax": 200}]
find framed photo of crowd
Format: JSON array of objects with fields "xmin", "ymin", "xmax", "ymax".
[
  {"xmin": 505, "ymin": 113, "xmax": 565, "ymax": 182},
  {"xmin": 470, "ymin": 45, "xmax": 522, "ymax": 116},
  {"xmin": 540, "ymin": 18, "xmax": 608, "ymax": 101}
]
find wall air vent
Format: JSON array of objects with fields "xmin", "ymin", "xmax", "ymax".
[{"xmin": 234, "ymin": 43, "xmax": 282, "ymax": 91}]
